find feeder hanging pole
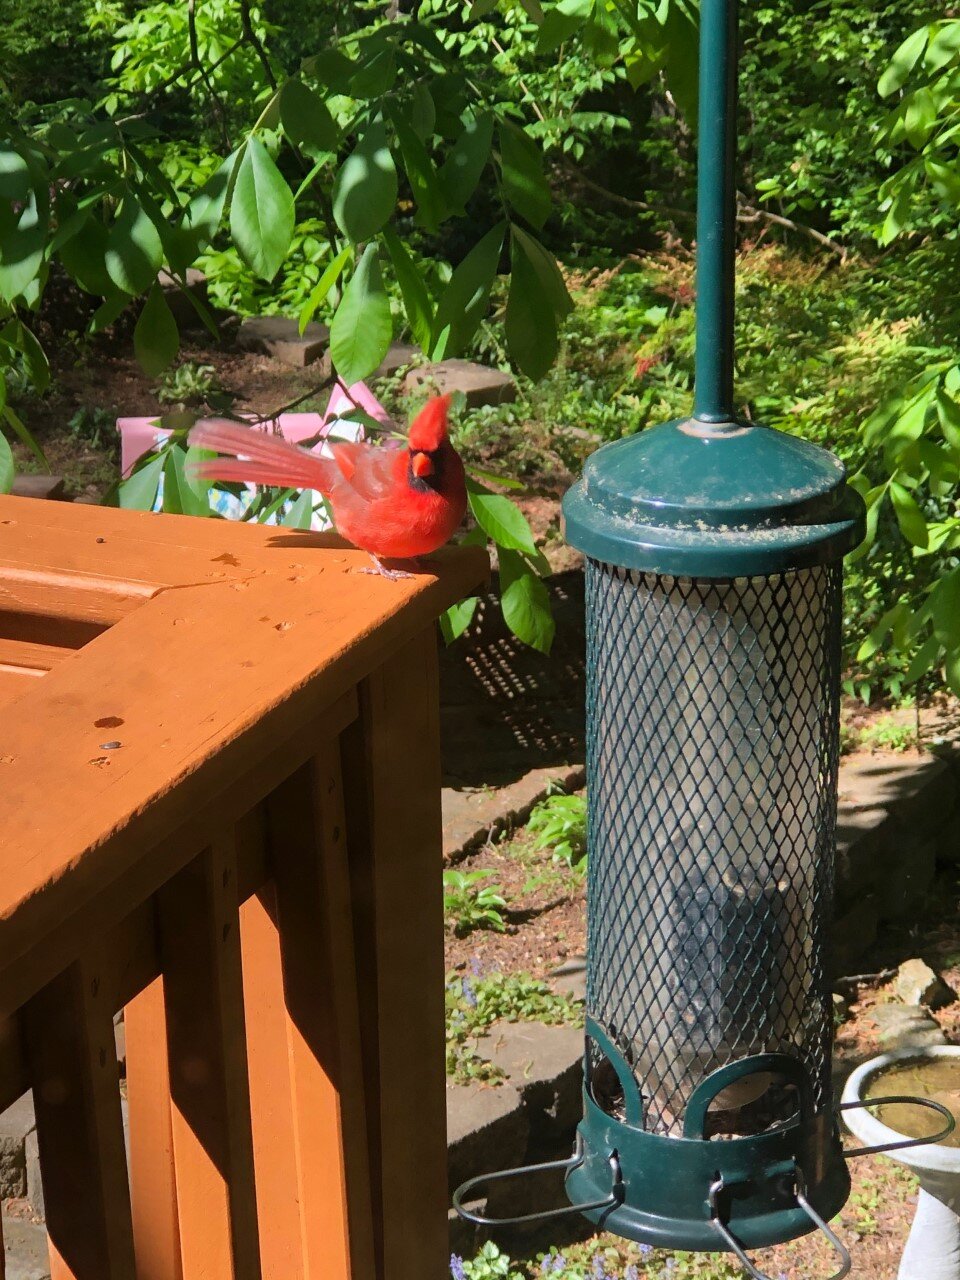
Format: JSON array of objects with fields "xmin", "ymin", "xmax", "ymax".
[{"xmin": 693, "ymin": 0, "xmax": 739, "ymax": 424}]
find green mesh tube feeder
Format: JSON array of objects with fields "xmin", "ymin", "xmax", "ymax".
[{"xmin": 453, "ymin": 2, "xmax": 955, "ymax": 1274}]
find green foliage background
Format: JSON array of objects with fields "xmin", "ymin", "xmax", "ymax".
[{"xmin": 2, "ymin": 0, "xmax": 960, "ymax": 684}]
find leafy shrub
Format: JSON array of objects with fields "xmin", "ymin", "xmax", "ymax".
[
  {"xmin": 527, "ymin": 792, "xmax": 588, "ymax": 873},
  {"xmin": 442, "ymin": 869, "xmax": 508, "ymax": 936}
]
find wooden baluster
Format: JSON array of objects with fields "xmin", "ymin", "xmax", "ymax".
[
  {"xmin": 22, "ymin": 956, "xmax": 136, "ymax": 1280},
  {"xmin": 263, "ymin": 743, "xmax": 376, "ymax": 1280},
  {"xmin": 342, "ymin": 630, "xmax": 448, "ymax": 1280},
  {"xmin": 239, "ymin": 884, "xmax": 303, "ymax": 1280},
  {"xmin": 158, "ymin": 839, "xmax": 261, "ymax": 1280},
  {"xmin": 126, "ymin": 976, "xmax": 183, "ymax": 1280}
]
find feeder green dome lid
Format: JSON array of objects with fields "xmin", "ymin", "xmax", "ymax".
[{"xmin": 562, "ymin": 418, "xmax": 865, "ymax": 577}]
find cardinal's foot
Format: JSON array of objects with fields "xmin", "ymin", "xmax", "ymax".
[{"xmin": 357, "ymin": 555, "xmax": 416, "ymax": 580}]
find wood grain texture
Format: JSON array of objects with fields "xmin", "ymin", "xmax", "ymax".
[
  {"xmin": 158, "ymin": 839, "xmax": 261, "ymax": 1280},
  {"xmin": 240, "ymin": 878, "xmax": 303, "ymax": 1280},
  {"xmin": 22, "ymin": 957, "xmax": 135, "ymax": 1280},
  {"xmin": 267, "ymin": 748, "xmax": 376, "ymax": 1280},
  {"xmin": 343, "ymin": 630, "xmax": 449, "ymax": 1280},
  {"xmin": 126, "ymin": 977, "xmax": 183, "ymax": 1280}
]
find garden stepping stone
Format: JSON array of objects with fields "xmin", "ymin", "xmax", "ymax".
[
  {"xmin": 238, "ymin": 315, "xmax": 330, "ymax": 367},
  {"xmin": 373, "ymin": 342, "xmax": 419, "ymax": 379},
  {"xmin": 403, "ymin": 359, "xmax": 517, "ymax": 408},
  {"xmin": 10, "ymin": 476, "xmax": 67, "ymax": 502},
  {"xmin": 894, "ymin": 958, "xmax": 957, "ymax": 1010},
  {"xmin": 870, "ymin": 1002, "xmax": 947, "ymax": 1051},
  {"xmin": 1, "ymin": 1213, "xmax": 50, "ymax": 1280},
  {"xmin": 159, "ymin": 268, "xmax": 209, "ymax": 328}
]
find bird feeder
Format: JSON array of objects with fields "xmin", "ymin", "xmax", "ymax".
[{"xmin": 454, "ymin": 1, "xmax": 956, "ymax": 1274}]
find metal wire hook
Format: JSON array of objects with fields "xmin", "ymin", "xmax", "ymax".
[
  {"xmin": 708, "ymin": 1166, "xmax": 851, "ymax": 1280},
  {"xmin": 452, "ymin": 1133, "xmax": 624, "ymax": 1227},
  {"xmin": 838, "ymin": 1094, "xmax": 956, "ymax": 1158}
]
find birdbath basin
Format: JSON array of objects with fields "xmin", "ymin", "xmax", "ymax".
[{"xmin": 843, "ymin": 1046, "xmax": 960, "ymax": 1280}]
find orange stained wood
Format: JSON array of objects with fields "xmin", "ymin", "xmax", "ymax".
[{"xmin": 0, "ymin": 494, "xmax": 487, "ymax": 1280}]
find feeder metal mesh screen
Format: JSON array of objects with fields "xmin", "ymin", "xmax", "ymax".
[{"xmin": 584, "ymin": 561, "xmax": 842, "ymax": 1136}]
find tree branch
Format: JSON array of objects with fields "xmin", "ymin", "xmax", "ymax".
[
  {"xmin": 187, "ymin": 0, "xmax": 232, "ymax": 150},
  {"xmin": 736, "ymin": 193, "xmax": 850, "ymax": 260},
  {"xmin": 239, "ymin": 0, "xmax": 278, "ymax": 91}
]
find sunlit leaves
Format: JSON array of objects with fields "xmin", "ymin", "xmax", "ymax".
[
  {"xmin": 106, "ymin": 195, "xmax": 163, "ymax": 295},
  {"xmin": 332, "ymin": 122, "xmax": 398, "ymax": 243},
  {"xmin": 0, "ymin": 432, "xmax": 12, "ymax": 495},
  {"xmin": 119, "ymin": 452, "xmax": 164, "ymax": 510},
  {"xmin": 329, "ymin": 244, "xmax": 392, "ymax": 385},
  {"xmin": 230, "ymin": 139, "xmax": 295, "ymax": 281},
  {"xmin": 466, "ymin": 477, "xmax": 537, "ymax": 554},
  {"xmin": 383, "ymin": 227, "xmax": 433, "ymax": 350},
  {"xmin": 438, "ymin": 114, "xmax": 493, "ymax": 213},
  {"xmin": 499, "ymin": 548, "xmax": 555, "ymax": 653}
]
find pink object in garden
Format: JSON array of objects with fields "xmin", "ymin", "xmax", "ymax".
[{"xmin": 117, "ymin": 379, "xmax": 391, "ymax": 477}]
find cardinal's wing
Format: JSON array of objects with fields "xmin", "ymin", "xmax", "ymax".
[{"xmin": 330, "ymin": 441, "xmax": 402, "ymax": 502}]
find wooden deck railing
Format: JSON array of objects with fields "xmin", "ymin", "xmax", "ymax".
[{"xmin": 0, "ymin": 495, "xmax": 486, "ymax": 1280}]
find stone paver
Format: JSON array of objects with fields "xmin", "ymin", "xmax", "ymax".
[
  {"xmin": 2, "ymin": 1214, "xmax": 49, "ymax": 1280},
  {"xmin": 238, "ymin": 316, "xmax": 330, "ymax": 367},
  {"xmin": 0, "ymin": 1094, "xmax": 34, "ymax": 1199},
  {"xmin": 442, "ymin": 764, "xmax": 584, "ymax": 862},
  {"xmin": 10, "ymin": 476, "xmax": 66, "ymax": 502},
  {"xmin": 403, "ymin": 359, "xmax": 517, "ymax": 408},
  {"xmin": 870, "ymin": 1002, "xmax": 948, "ymax": 1051},
  {"xmin": 159, "ymin": 267, "xmax": 209, "ymax": 328}
]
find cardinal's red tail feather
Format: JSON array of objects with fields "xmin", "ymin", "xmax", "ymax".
[{"xmin": 187, "ymin": 419, "xmax": 335, "ymax": 493}]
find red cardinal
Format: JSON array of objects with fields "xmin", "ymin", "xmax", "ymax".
[{"xmin": 188, "ymin": 394, "xmax": 467, "ymax": 577}]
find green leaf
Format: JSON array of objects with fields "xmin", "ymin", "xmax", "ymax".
[
  {"xmin": 410, "ymin": 83, "xmax": 436, "ymax": 140},
  {"xmin": 119, "ymin": 452, "xmax": 164, "ymax": 511},
  {"xmin": 329, "ymin": 243, "xmax": 392, "ymax": 386},
  {"xmin": 846, "ymin": 480, "xmax": 886, "ymax": 565},
  {"xmin": 505, "ymin": 234, "xmax": 553, "ymax": 380},
  {"xmin": 13, "ymin": 321, "xmax": 49, "ymax": 394},
  {"xmin": 905, "ymin": 88, "xmax": 937, "ymax": 150},
  {"xmin": 58, "ymin": 215, "xmax": 114, "ymax": 296},
  {"xmin": 946, "ymin": 648, "xmax": 960, "ymax": 699},
  {"xmin": 499, "ymin": 548, "xmax": 555, "ymax": 653},
  {"xmin": 302, "ymin": 48, "xmax": 356, "ymax": 93},
  {"xmin": 332, "ymin": 122, "xmax": 398, "ymax": 244},
  {"xmin": 510, "ymin": 226, "xmax": 572, "ymax": 316},
  {"xmin": 105, "ymin": 196, "xmax": 163, "ymax": 295},
  {"xmin": 879, "ymin": 26, "xmax": 929, "ymax": 97},
  {"xmin": 938, "ymin": 387, "xmax": 960, "ymax": 451},
  {"xmin": 281, "ymin": 490, "xmax": 315, "ymax": 528},
  {"xmin": 0, "ymin": 431, "xmax": 13, "ymax": 495},
  {"xmin": 467, "ymin": 479, "xmax": 537, "ymax": 553},
  {"xmin": 184, "ymin": 150, "xmax": 241, "ymax": 246},
  {"xmin": 906, "ymin": 634, "xmax": 941, "ymax": 684},
  {"xmin": 134, "ymin": 283, "xmax": 180, "ymax": 378},
  {"xmin": 890, "ymin": 480, "xmax": 928, "ymax": 548},
  {"xmin": 280, "ymin": 79, "xmax": 339, "ymax": 153},
  {"xmin": 439, "ymin": 596, "xmax": 479, "ymax": 643},
  {"xmin": 430, "ymin": 222, "xmax": 505, "ymax": 360},
  {"xmin": 0, "ymin": 149, "xmax": 32, "ymax": 201},
  {"xmin": 163, "ymin": 445, "xmax": 210, "ymax": 517},
  {"xmin": 498, "ymin": 122, "xmax": 550, "ymax": 229},
  {"xmin": 438, "ymin": 113, "xmax": 493, "ymax": 213},
  {"xmin": 299, "ymin": 244, "xmax": 351, "ymax": 333},
  {"xmin": 1, "ymin": 403, "xmax": 45, "ymax": 467},
  {"xmin": 925, "ymin": 159, "xmax": 960, "ymax": 205},
  {"xmin": 383, "ymin": 226, "xmax": 433, "ymax": 351},
  {"xmin": 0, "ymin": 191, "xmax": 45, "ymax": 304},
  {"xmin": 393, "ymin": 115, "xmax": 446, "ymax": 231},
  {"xmin": 926, "ymin": 21, "xmax": 960, "ymax": 71},
  {"xmin": 230, "ymin": 138, "xmax": 295, "ymax": 282}
]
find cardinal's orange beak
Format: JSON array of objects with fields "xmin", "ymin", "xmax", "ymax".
[{"xmin": 412, "ymin": 451, "xmax": 435, "ymax": 478}]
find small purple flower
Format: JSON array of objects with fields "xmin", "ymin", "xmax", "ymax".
[
  {"xmin": 592, "ymin": 1255, "xmax": 605, "ymax": 1280},
  {"xmin": 625, "ymin": 1266, "xmax": 640, "ymax": 1280},
  {"xmin": 540, "ymin": 1259, "xmax": 553, "ymax": 1277},
  {"xmin": 470, "ymin": 956, "xmax": 483, "ymax": 976},
  {"xmin": 450, "ymin": 1255, "xmax": 466, "ymax": 1280},
  {"xmin": 664, "ymin": 1262, "xmax": 677, "ymax": 1275},
  {"xmin": 461, "ymin": 978, "xmax": 477, "ymax": 1008},
  {"xmin": 638, "ymin": 1244, "xmax": 653, "ymax": 1258},
  {"xmin": 553, "ymin": 1256, "xmax": 567, "ymax": 1273}
]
